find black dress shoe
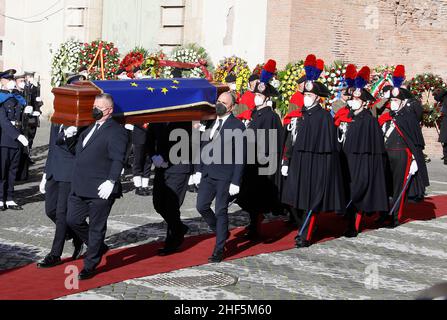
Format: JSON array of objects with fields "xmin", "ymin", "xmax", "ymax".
[
  {"xmin": 295, "ymin": 237, "xmax": 311, "ymax": 248},
  {"xmin": 344, "ymin": 228, "xmax": 359, "ymax": 238},
  {"xmin": 72, "ymin": 241, "xmax": 85, "ymax": 260},
  {"xmin": 143, "ymin": 187, "xmax": 152, "ymax": 196},
  {"xmin": 78, "ymin": 269, "xmax": 96, "ymax": 281},
  {"xmin": 135, "ymin": 187, "xmax": 145, "ymax": 196},
  {"xmin": 37, "ymin": 255, "xmax": 62, "ymax": 269},
  {"xmin": 158, "ymin": 224, "xmax": 189, "ymax": 256},
  {"xmin": 7, "ymin": 205, "xmax": 23, "ymax": 211},
  {"xmin": 208, "ymin": 250, "xmax": 224, "ymax": 263}
]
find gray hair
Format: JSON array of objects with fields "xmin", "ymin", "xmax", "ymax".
[{"xmin": 95, "ymin": 93, "xmax": 115, "ymax": 108}]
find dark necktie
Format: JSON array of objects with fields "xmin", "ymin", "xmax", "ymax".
[{"xmin": 212, "ymin": 119, "xmax": 223, "ymax": 140}]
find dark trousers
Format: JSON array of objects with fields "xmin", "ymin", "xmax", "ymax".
[
  {"xmin": 0, "ymin": 147, "xmax": 21, "ymax": 202},
  {"xmin": 443, "ymin": 143, "xmax": 447, "ymax": 160},
  {"xmin": 196, "ymin": 176, "xmax": 231, "ymax": 252},
  {"xmin": 66, "ymin": 194, "xmax": 115, "ymax": 271},
  {"xmin": 153, "ymin": 169, "xmax": 189, "ymax": 240},
  {"xmin": 132, "ymin": 144, "xmax": 152, "ymax": 178},
  {"xmin": 387, "ymin": 149, "xmax": 410, "ymax": 222},
  {"xmin": 45, "ymin": 178, "xmax": 83, "ymax": 257}
]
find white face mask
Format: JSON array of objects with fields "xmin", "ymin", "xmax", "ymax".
[
  {"xmin": 6, "ymin": 81, "xmax": 15, "ymax": 90},
  {"xmin": 229, "ymin": 83, "xmax": 237, "ymax": 91},
  {"xmin": 304, "ymin": 96, "xmax": 316, "ymax": 108},
  {"xmin": 349, "ymin": 100, "xmax": 363, "ymax": 111},
  {"xmin": 254, "ymin": 95, "xmax": 265, "ymax": 107},
  {"xmin": 18, "ymin": 82, "xmax": 25, "ymax": 90},
  {"xmin": 390, "ymin": 100, "xmax": 402, "ymax": 111}
]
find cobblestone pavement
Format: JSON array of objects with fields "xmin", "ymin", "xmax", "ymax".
[{"xmin": 1, "ymin": 120, "xmax": 447, "ymax": 300}]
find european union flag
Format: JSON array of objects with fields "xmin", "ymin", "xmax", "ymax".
[{"xmin": 92, "ymin": 78, "xmax": 217, "ymax": 116}]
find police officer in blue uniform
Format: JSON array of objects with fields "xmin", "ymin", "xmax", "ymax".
[{"xmin": 0, "ymin": 70, "xmax": 29, "ymax": 210}]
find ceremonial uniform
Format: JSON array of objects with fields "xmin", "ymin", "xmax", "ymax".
[
  {"xmin": 148, "ymin": 122, "xmax": 193, "ymax": 255},
  {"xmin": 237, "ymin": 60, "xmax": 284, "ymax": 238},
  {"xmin": 281, "ymin": 54, "xmax": 346, "ymax": 247},
  {"xmin": 378, "ymin": 65, "xmax": 429, "ymax": 227},
  {"xmin": 434, "ymin": 89, "xmax": 447, "ymax": 163},
  {"xmin": 339, "ymin": 67, "xmax": 389, "ymax": 235},
  {"xmin": 0, "ymin": 85, "xmax": 28, "ymax": 210}
]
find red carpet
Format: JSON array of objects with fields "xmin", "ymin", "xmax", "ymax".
[{"xmin": 0, "ymin": 195, "xmax": 446, "ymax": 300}]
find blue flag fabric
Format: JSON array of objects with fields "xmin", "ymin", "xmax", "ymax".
[{"xmin": 92, "ymin": 78, "xmax": 217, "ymax": 115}]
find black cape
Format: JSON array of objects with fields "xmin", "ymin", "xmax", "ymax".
[
  {"xmin": 391, "ymin": 107, "xmax": 430, "ymax": 199},
  {"xmin": 237, "ymin": 107, "xmax": 284, "ymax": 213},
  {"xmin": 282, "ymin": 105, "xmax": 346, "ymax": 213},
  {"xmin": 342, "ymin": 109, "xmax": 389, "ymax": 212}
]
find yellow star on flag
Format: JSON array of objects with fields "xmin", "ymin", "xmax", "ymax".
[
  {"xmin": 172, "ymin": 80, "xmax": 180, "ymax": 84},
  {"xmin": 147, "ymin": 87, "xmax": 155, "ymax": 92},
  {"xmin": 161, "ymin": 88, "xmax": 169, "ymax": 95},
  {"xmin": 171, "ymin": 86, "xmax": 179, "ymax": 90},
  {"xmin": 130, "ymin": 82, "xmax": 138, "ymax": 87}
]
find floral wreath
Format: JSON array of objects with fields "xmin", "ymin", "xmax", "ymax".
[
  {"xmin": 276, "ymin": 61, "xmax": 304, "ymax": 115},
  {"xmin": 162, "ymin": 43, "xmax": 213, "ymax": 79},
  {"xmin": 79, "ymin": 40, "xmax": 120, "ymax": 80},
  {"xmin": 320, "ymin": 61, "xmax": 347, "ymax": 108},
  {"xmin": 214, "ymin": 56, "xmax": 251, "ymax": 92},
  {"xmin": 408, "ymin": 73, "xmax": 447, "ymax": 128},
  {"xmin": 119, "ymin": 50, "xmax": 145, "ymax": 78},
  {"xmin": 50, "ymin": 40, "xmax": 82, "ymax": 87},
  {"xmin": 141, "ymin": 51, "xmax": 166, "ymax": 79}
]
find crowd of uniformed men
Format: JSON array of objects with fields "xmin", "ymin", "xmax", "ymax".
[{"xmin": 2, "ymin": 53, "xmax": 447, "ymax": 281}]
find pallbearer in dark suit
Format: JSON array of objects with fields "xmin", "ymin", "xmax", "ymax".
[
  {"xmin": 339, "ymin": 67, "xmax": 389, "ymax": 237},
  {"xmin": 66, "ymin": 93, "xmax": 128, "ymax": 280},
  {"xmin": 129, "ymin": 123, "xmax": 153, "ymax": 196},
  {"xmin": 36, "ymin": 124, "xmax": 85, "ymax": 268},
  {"xmin": 148, "ymin": 121, "xmax": 193, "ymax": 256},
  {"xmin": 195, "ymin": 92, "xmax": 246, "ymax": 263},
  {"xmin": 281, "ymin": 54, "xmax": 346, "ymax": 248}
]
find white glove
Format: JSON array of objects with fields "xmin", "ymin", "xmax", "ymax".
[
  {"xmin": 152, "ymin": 155, "xmax": 168, "ymax": 168},
  {"xmin": 124, "ymin": 124, "xmax": 135, "ymax": 131},
  {"xmin": 36, "ymin": 97, "xmax": 42, "ymax": 102},
  {"xmin": 17, "ymin": 135, "xmax": 29, "ymax": 147},
  {"xmin": 229, "ymin": 184, "xmax": 240, "ymax": 196},
  {"xmin": 32, "ymin": 111, "xmax": 41, "ymax": 117},
  {"xmin": 188, "ymin": 174, "xmax": 195, "ymax": 186},
  {"xmin": 98, "ymin": 180, "xmax": 115, "ymax": 200},
  {"xmin": 409, "ymin": 160, "xmax": 418, "ymax": 175},
  {"xmin": 24, "ymin": 106, "xmax": 33, "ymax": 114},
  {"xmin": 39, "ymin": 174, "xmax": 47, "ymax": 194},
  {"xmin": 193, "ymin": 172, "xmax": 202, "ymax": 186},
  {"xmin": 281, "ymin": 166, "xmax": 289, "ymax": 177},
  {"xmin": 63, "ymin": 126, "xmax": 78, "ymax": 138}
]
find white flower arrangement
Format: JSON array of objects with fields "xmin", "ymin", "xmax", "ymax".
[
  {"xmin": 162, "ymin": 44, "xmax": 213, "ymax": 79},
  {"xmin": 51, "ymin": 40, "xmax": 82, "ymax": 87}
]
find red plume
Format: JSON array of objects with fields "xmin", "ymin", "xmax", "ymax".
[
  {"xmin": 393, "ymin": 65, "xmax": 406, "ymax": 79},
  {"xmin": 357, "ymin": 66, "xmax": 371, "ymax": 82},
  {"xmin": 263, "ymin": 59, "xmax": 277, "ymax": 73},
  {"xmin": 316, "ymin": 59, "xmax": 325, "ymax": 71},
  {"xmin": 345, "ymin": 64, "xmax": 357, "ymax": 80},
  {"xmin": 304, "ymin": 54, "xmax": 317, "ymax": 67}
]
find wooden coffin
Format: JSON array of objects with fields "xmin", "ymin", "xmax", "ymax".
[{"xmin": 51, "ymin": 81, "xmax": 228, "ymax": 126}]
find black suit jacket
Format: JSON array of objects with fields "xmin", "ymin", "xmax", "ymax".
[
  {"xmin": 71, "ymin": 118, "xmax": 128, "ymax": 199},
  {"xmin": 148, "ymin": 122, "xmax": 193, "ymax": 175},
  {"xmin": 199, "ymin": 114, "xmax": 246, "ymax": 186},
  {"xmin": 45, "ymin": 124, "xmax": 84, "ymax": 183}
]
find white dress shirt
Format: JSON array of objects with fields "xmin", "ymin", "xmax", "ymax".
[
  {"xmin": 209, "ymin": 113, "xmax": 231, "ymax": 139},
  {"xmin": 82, "ymin": 122, "xmax": 103, "ymax": 148}
]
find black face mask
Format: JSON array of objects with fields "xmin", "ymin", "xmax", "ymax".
[
  {"xmin": 215, "ymin": 103, "xmax": 228, "ymax": 117},
  {"xmin": 92, "ymin": 107, "xmax": 104, "ymax": 121}
]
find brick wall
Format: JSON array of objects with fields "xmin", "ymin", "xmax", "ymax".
[
  {"xmin": 265, "ymin": 0, "xmax": 447, "ymax": 158},
  {"xmin": 266, "ymin": 0, "xmax": 447, "ymax": 79}
]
